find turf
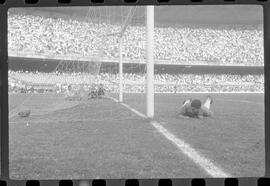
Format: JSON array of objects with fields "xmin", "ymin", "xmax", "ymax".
[{"xmin": 9, "ymin": 93, "xmax": 265, "ymax": 179}]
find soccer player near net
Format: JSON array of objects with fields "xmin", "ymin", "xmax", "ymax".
[
  {"xmin": 88, "ymin": 84, "xmax": 105, "ymax": 99},
  {"xmin": 88, "ymin": 85, "xmax": 98, "ymax": 99},
  {"xmin": 65, "ymin": 85, "xmax": 82, "ymax": 101},
  {"xmin": 177, "ymin": 95, "xmax": 213, "ymax": 118},
  {"xmin": 97, "ymin": 84, "xmax": 105, "ymax": 98},
  {"xmin": 65, "ymin": 85, "xmax": 74, "ymax": 99}
]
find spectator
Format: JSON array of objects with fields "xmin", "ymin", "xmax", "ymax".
[
  {"xmin": 8, "ymin": 70, "xmax": 264, "ymax": 93},
  {"xmin": 8, "ymin": 13, "xmax": 263, "ymax": 66}
]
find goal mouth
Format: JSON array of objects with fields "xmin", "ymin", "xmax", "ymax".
[{"xmin": 8, "ymin": 6, "xmax": 147, "ymax": 123}]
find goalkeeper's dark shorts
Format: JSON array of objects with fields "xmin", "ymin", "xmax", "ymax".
[{"xmin": 88, "ymin": 91, "xmax": 98, "ymax": 99}]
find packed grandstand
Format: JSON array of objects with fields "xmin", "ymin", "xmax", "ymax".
[
  {"xmin": 8, "ymin": 12, "xmax": 263, "ymax": 66},
  {"xmin": 7, "ymin": 11, "xmax": 264, "ymax": 94}
]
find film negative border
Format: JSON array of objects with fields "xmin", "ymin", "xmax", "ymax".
[
  {"xmin": 0, "ymin": 0, "xmax": 270, "ymax": 186},
  {"xmin": 0, "ymin": 178, "xmax": 268, "ymax": 186},
  {"xmin": 0, "ymin": 0, "xmax": 270, "ymax": 6}
]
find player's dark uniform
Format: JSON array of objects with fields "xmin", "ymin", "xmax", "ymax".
[
  {"xmin": 97, "ymin": 87, "xmax": 105, "ymax": 97},
  {"xmin": 179, "ymin": 97, "xmax": 213, "ymax": 118},
  {"xmin": 88, "ymin": 86, "xmax": 105, "ymax": 99},
  {"xmin": 89, "ymin": 90, "xmax": 97, "ymax": 99}
]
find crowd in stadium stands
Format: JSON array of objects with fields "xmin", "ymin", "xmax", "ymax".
[
  {"xmin": 8, "ymin": 71, "xmax": 264, "ymax": 93},
  {"xmin": 8, "ymin": 13, "xmax": 263, "ymax": 66}
]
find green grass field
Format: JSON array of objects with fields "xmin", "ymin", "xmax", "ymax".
[{"xmin": 9, "ymin": 93, "xmax": 265, "ymax": 179}]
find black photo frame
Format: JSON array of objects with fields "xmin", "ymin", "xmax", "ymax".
[{"xmin": 1, "ymin": 0, "xmax": 269, "ymax": 186}]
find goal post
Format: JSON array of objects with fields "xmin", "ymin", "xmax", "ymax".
[
  {"xmin": 117, "ymin": 7, "xmax": 137, "ymax": 102},
  {"xmin": 119, "ymin": 37, "xmax": 123, "ymax": 102},
  {"xmin": 146, "ymin": 6, "xmax": 154, "ymax": 118},
  {"xmin": 97, "ymin": 6, "xmax": 155, "ymax": 117},
  {"xmin": 117, "ymin": 6, "xmax": 155, "ymax": 118}
]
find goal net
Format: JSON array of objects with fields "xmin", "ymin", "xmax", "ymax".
[{"xmin": 8, "ymin": 6, "xmax": 148, "ymax": 121}]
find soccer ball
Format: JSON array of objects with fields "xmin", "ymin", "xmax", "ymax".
[{"xmin": 18, "ymin": 110, "xmax": 31, "ymax": 117}]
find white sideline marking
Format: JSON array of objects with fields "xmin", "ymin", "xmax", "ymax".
[
  {"xmin": 107, "ymin": 96, "xmax": 231, "ymax": 178},
  {"xmin": 107, "ymin": 96, "xmax": 147, "ymax": 118},
  {"xmin": 121, "ymin": 103, "xmax": 147, "ymax": 119},
  {"xmin": 107, "ymin": 96, "xmax": 119, "ymax": 103},
  {"xmin": 150, "ymin": 121, "xmax": 231, "ymax": 178}
]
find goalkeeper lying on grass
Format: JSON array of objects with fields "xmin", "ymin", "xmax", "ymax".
[{"xmin": 176, "ymin": 95, "xmax": 213, "ymax": 119}]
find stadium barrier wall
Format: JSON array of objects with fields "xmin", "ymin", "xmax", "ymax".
[{"xmin": 8, "ymin": 50, "xmax": 264, "ymax": 67}]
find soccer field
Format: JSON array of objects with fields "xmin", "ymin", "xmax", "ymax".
[{"xmin": 9, "ymin": 93, "xmax": 265, "ymax": 179}]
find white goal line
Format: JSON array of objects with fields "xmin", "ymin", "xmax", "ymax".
[{"xmin": 106, "ymin": 95, "xmax": 231, "ymax": 178}]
